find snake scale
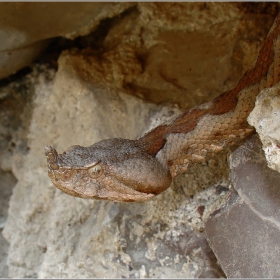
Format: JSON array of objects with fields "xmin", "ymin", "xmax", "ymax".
[{"xmin": 45, "ymin": 14, "xmax": 280, "ymax": 202}]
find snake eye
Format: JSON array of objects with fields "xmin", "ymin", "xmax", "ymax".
[{"xmin": 88, "ymin": 164, "xmax": 103, "ymax": 179}]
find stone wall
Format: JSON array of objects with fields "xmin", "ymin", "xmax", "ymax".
[{"xmin": 0, "ymin": 3, "xmax": 279, "ymax": 278}]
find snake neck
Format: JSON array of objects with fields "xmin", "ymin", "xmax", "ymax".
[{"xmin": 137, "ymin": 14, "xmax": 280, "ymax": 177}]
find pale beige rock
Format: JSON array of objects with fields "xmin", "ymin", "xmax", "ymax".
[{"xmin": 248, "ymin": 84, "xmax": 280, "ymax": 173}]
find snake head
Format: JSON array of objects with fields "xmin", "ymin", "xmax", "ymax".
[{"xmin": 45, "ymin": 139, "xmax": 171, "ymax": 202}]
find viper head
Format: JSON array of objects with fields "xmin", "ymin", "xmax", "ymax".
[{"xmin": 45, "ymin": 139, "xmax": 171, "ymax": 202}]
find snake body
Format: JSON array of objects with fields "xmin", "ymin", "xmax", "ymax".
[{"xmin": 45, "ymin": 15, "xmax": 280, "ymax": 202}]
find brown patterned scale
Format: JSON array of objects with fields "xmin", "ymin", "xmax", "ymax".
[{"xmin": 45, "ymin": 14, "xmax": 280, "ymax": 202}]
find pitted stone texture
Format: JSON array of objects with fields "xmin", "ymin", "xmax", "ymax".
[
  {"xmin": 205, "ymin": 135, "xmax": 280, "ymax": 278},
  {"xmin": 248, "ymin": 84, "xmax": 280, "ymax": 173}
]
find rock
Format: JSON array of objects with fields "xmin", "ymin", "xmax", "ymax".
[
  {"xmin": 0, "ymin": 3, "xmax": 277, "ymax": 104},
  {"xmin": 248, "ymin": 84, "xmax": 280, "ymax": 173},
  {"xmin": 0, "ymin": 2, "xmax": 133, "ymax": 79},
  {"xmin": 1, "ymin": 2, "xmax": 279, "ymax": 278},
  {"xmin": 0, "ymin": 41, "xmax": 48, "ymax": 80},
  {"xmin": 0, "ymin": 170, "xmax": 17, "ymax": 278},
  {"xmin": 102, "ymin": 2, "xmax": 278, "ymax": 109},
  {"xmin": 205, "ymin": 134, "xmax": 280, "ymax": 278}
]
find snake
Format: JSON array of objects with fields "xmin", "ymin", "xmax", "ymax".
[{"xmin": 45, "ymin": 14, "xmax": 280, "ymax": 202}]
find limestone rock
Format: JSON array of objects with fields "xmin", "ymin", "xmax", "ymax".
[
  {"xmin": 205, "ymin": 135, "xmax": 280, "ymax": 278},
  {"xmin": 248, "ymin": 84, "xmax": 280, "ymax": 173}
]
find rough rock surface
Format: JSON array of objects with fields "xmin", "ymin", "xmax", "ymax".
[
  {"xmin": 1, "ymin": 2, "xmax": 279, "ymax": 278},
  {"xmin": 248, "ymin": 84, "xmax": 280, "ymax": 173},
  {"xmin": 99, "ymin": 2, "xmax": 278, "ymax": 109},
  {"xmin": 205, "ymin": 134, "xmax": 280, "ymax": 278}
]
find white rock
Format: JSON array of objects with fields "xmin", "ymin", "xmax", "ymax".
[{"xmin": 248, "ymin": 84, "xmax": 280, "ymax": 173}]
